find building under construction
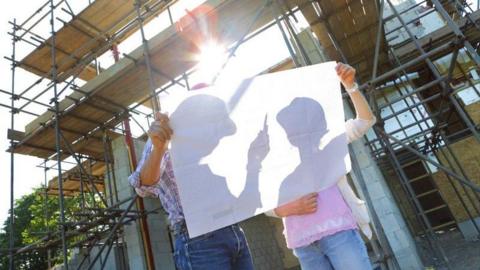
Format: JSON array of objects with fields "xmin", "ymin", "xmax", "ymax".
[{"xmin": 2, "ymin": 0, "xmax": 480, "ymax": 269}]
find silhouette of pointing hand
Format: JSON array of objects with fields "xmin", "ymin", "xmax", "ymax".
[{"xmin": 247, "ymin": 115, "xmax": 270, "ymax": 170}]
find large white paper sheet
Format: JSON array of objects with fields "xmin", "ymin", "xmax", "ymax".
[{"xmin": 163, "ymin": 62, "xmax": 351, "ymax": 237}]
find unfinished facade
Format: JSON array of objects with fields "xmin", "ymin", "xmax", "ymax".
[{"xmin": 2, "ymin": 0, "xmax": 480, "ymax": 269}]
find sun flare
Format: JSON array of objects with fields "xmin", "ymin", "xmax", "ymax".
[{"xmin": 196, "ymin": 41, "xmax": 228, "ymax": 82}]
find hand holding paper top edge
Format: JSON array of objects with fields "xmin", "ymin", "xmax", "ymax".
[
  {"xmin": 335, "ymin": 62, "xmax": 375, "ymax": 121},
  {"xmin": 148, "ymin": 112, "xmax": 173, "ymax": 150},
  {"xmin": 335, "ymin": 62, "xmax": 356, "ymax": 90},
  {"xmin": 139, "ymin": 112, "xmax": 173, "ymax": 187}
]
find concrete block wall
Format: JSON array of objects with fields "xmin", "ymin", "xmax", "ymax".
[
  {"xmin": 64, "ymin": 246, "xmax": 117, "ymax": 270},
  {"xmin": 349, "ymin": 142, "xmax": 424, "ymax": 269},
  {"xmin": 110, "ymin": 136, "xmax": 148, "ymax": 270},
  {"xmin": 346, "ymin": 104, "xmax": 424, "ymax": 269},
  {"xmin": 109, "ymin": 136, "xmax": 175, "ymax": 270}
]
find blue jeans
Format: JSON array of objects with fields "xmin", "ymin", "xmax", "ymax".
[
  {"xmin": 173, "ymin": 224, "xmax": 254, "ymax": 270},
  {"xmin": 293, "ymin": 229, "xmax": 372, "ymax": 270}
]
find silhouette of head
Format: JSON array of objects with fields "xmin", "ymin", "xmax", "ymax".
[
  {"xmin": 170, "ymin": 94, "xmax": 236, "ymax": 160},
  {"xmin": 276, "ymin": 97, "xmax": 328, "ymax": 147}
]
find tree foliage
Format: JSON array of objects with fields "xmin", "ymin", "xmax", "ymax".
[{"xmin": 0, "ymin": 186, "xmax": 101, "ymax": 270}]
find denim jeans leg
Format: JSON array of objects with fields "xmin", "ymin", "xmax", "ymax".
[
  {"xmin": 173, "ymin": 225, "xmax": 255, "ymax": 270},
  {"xmin": 321, "ymin": 229, "xmax": 372, "ymax": 270},
  {"xmin": 293, "ymin": 242, "xmax": 333, "ymax": 270},
  {"xmin": 187, "ymin": 232, "xmax": 232, "ymax": 270},
  {"xmin": 173, "ymin": 233, "xmax": 192, "ymax": 270},
  {"xmin": 231, "ymin": 226, "xmax": 254, "ymax": 270}
]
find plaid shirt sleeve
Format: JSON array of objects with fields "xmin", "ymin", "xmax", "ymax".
[{"xmin": 128, "ymin": 139, "xmax": 164, "ymax": 198}]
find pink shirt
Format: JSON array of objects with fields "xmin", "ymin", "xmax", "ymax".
[
  {"xmin": 284, "ymin": 185, "xmax": 357, "ymax": 248},
  {"xmin": 283, "ymin": 118, "xmax": 374, "ymax": 249}
]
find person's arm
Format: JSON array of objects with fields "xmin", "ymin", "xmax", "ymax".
[
  {"xmin": 336, "ymin": 63, "xmax": 376, "ymax": 143},
  {"xmin": 140, "ymin": 146, "xmax": 167, "ymax": 186},
  {"xmin": 269, "ymin": 193, "xmax": 318, "ymax": 218},
  {"xmin": 349, "ymin": 90, "xmax": 374, "ymax": 121},
  {"xmin": 336, "ymin": 63, "xmax": 374, "ymax": 121},
  {"xmin": 139, "ymin": 112, "xmax": 173, "ymax": 186}
]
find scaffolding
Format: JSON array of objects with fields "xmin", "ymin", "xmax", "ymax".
[
  {"xmin": 375, "ymin": 1, "xmax": 480, "ymax": 268},
  {"xmin": 304, "ymin": 0, "xmax": 479, "ymax": 268},
  {"xmin": 2, "ymin": 0, "xmax": 480, "ymax": 269},
  {"xmin": 348, "ymin": 0, "xmax": 480, "ymax": 268},
  {"xmin": 3, "ymin": 0, "xmax": 182, "ymax": 269}
]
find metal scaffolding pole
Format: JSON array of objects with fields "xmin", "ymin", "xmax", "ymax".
[
  {"xmin": 17, "ymin": 0, "xmax": 66, "ymax": 41},
  {"xmin": 8, "ymin": 18, "xmax": 17, "ymax": 270},
  {"xmin": 391, "ymin": 53, "xmax": 480, "ymax": 236},
  {"xmin": 357, "ymin": 41, "xmax": 454, "ymax": 92},
  {"xmin": 354, "ymin": 1, "xmax": 480, "ymax": 267},
  {"xmin": 86, "ymin": 196, "xmax": 138, "ymax": 270},
  {"xmin": 134, "ymin": 0, "xmax": 160, "ymax": 113},
  {"xmin": 78, "ymin": 157, "xmax": 87, "ymax": 212},
  {"xmin": 380, "ymin": 0, "xmax": 480, "ymax": 219},
  {"xmin": 43, "ymin": 159, "xmax": 53, "ymax": 269},
  {"xmin": 349, "ymin": 146, "xmax": 398, "ymax": 270},
  {"xmin": 116, "ymin": 6, "xmax": 157, "ymax": 263},
  {"xmin": 431, "ymin": 0, "xmax": 480, "ymax": 66},
  {"xmin": 11, "ymin": 0, "xmax": 170, "ymax": 84},
  {"xmin": 386, "ymin": 54, "xmax": 480, "ymax": 222},
  {"xmin": 49, "ymin": 0, "xmax": 69, "ymax": 268},
  {"xmin": 53, "ymin": 132, "xmax": 108, "ymax": 207},
  {"xmin": 380, "ymin": 129, "xmax": 480, "ymax": 193},
  {"xmin": 385, "ymin": 0, "xmax": 480, "ymax": 145},
  {"xmin": 1, "ymin": 3, "xmax": 185, "ymax": 265},
  {"xmin": 275, "ymin": 0, "xmax": 312, "ymax": 66},
  {"xmin": 103, "ymin": 132, "xmax": 115, "ymax": 207},
  {"xmin": 274, "ymin": 1, "xmax": 302, "ymax": 67},
  {"xmin": 434, "ymin": 148, "xmax": 480, "ymax": 235},
  {"xmin": 375, "ymin": 126, "xmax": 452, "ymax": 268}
]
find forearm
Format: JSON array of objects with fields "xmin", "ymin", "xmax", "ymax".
[
  {"xmin": 139, "ymin": 146, "xmax": 165, "ymax": 186},
  {"xmin": 274, "ymin": 192, "xmax": 318, "ymax": 217},
  {"xmin": 349, "ymin": 90, "xmax": 374, "ymax": 120},
  {"xmin": 337, "ymin": 62, "xmax": 375, "ymax": 121},
  {"xmin": 274, "ymin": 203, "xmax": 295, "ymax": 217}
]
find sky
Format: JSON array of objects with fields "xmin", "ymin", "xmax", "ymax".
[{"xmin": 0, "ymin": 0, "xmax": 307, "ymax": 228}]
